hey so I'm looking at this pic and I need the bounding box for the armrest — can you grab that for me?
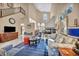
[3,45,13,51]
[0,48,5,56]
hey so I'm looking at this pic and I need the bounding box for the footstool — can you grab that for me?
[23,36,30,45]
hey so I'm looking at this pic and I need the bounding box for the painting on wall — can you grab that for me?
[74,19,78,27]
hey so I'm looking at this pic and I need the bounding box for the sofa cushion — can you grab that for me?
[74,48,79,55]
[62,36,76,44]
[55,34,64,43]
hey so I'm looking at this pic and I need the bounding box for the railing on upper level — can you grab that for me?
[0,7,25,18]
[20,7,26,15]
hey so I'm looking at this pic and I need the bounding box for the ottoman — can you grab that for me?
[23,36,30,45]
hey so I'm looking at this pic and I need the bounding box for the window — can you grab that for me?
[43,13,48,21]
[29,18,37,30]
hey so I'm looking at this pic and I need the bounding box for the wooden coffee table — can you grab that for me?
[59,48,78,56]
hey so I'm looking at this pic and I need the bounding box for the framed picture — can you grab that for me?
[74,19,78,27]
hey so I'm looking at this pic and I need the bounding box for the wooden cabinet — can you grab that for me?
[0,32,18,42]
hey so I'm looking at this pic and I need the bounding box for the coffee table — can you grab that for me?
[59,48,78,56]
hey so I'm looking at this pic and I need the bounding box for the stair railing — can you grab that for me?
[0,7,25,18]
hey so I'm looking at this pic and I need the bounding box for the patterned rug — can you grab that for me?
[14,39,47,56]
[5,39,59,56]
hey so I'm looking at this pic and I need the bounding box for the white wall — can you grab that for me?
[0,3,44,35]
[0,13,24,35]
[68,4,79,27]
[46,16,56,28]
[0,3,28,35]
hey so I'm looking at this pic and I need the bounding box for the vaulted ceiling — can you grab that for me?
[34,3,52,12]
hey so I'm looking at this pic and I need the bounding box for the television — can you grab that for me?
[4,26,16,32]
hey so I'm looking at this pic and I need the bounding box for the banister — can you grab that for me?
[0,7,25,18]
[20,7,26,15]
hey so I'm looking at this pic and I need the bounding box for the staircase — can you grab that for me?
[0,7,25,18]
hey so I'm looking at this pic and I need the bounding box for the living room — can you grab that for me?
[0,3,79,56]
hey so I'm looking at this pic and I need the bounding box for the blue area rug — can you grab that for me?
[15,39,48,56]
[13,39,59,56]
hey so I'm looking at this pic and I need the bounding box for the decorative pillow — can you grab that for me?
[70,39,76,44]
[75,41,79,49]
[67,37,73,44]
[50,33,57,39]
[74,48,79,55]
[55,34,63,43]
[62,36,75,44]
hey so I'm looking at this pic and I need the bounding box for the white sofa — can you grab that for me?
[48,34,77,49]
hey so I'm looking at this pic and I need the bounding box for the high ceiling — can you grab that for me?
[34,3,51,12]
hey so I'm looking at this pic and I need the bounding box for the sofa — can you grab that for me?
[0,45,13,56]
[0,43,22,56]
[0,32,18,42]
[48,34,77,49]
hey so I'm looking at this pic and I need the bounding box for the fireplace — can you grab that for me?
[4,26,16,32]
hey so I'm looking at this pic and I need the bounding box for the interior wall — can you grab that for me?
[50,3,67,19]
[68,4,79,27]
[46,16,55,28]
[28,4,43,34]
[0,3,44,35]
[49,3,68,29]
[20,3,29,32]
[0,13,24,35]
[29,4,43,23]
[0,3,29,35]
[50,3,79,27]
[41,12,50,23]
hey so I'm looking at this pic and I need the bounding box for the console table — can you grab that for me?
[0,32,18,42]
